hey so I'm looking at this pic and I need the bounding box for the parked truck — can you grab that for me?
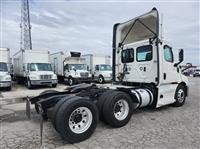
[82,54,112,83]
[13,50,57,89]
[50,51,92,86]
[0,48,12,90]
[26,8,189,144]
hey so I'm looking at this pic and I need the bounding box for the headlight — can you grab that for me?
[52,74,57,79]
[5,76,11,81]
[30,76,37,80]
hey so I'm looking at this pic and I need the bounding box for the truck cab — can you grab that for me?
[113,7,188,108]
[0,48,12,90]
[94,64,112,83]
[64,62,91,85]
[25,62,58,88]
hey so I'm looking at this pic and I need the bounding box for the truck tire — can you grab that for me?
[6,86,12,91]
[68,77,74,86]
[172,85,186,107]
[55,97,99,143]
[97,90,114,120]
[51,95,75,130]
[52,84,57,88]
[98,75,104,84]
[102,91,133,128]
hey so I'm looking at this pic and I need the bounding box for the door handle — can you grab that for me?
[163,73,166,80]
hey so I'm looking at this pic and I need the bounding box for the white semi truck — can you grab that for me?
[13,50,57,89]
[27,8,189,144]
[0,48,12,90]
[50,51,92,86]
[82,54,112,83]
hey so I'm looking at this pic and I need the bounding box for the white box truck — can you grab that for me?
[50,51,92,86]
[0,48,12,90]
[13,50,57,89]
[82,54,112,83]
[27,8,189,143]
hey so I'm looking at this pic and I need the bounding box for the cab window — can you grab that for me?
[121,48,134,63]
[164,45,173,63]
[136,45,152,62]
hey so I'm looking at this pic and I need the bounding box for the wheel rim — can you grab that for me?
[113,99,129,121]
[99,77,103,83]
[177,89,185,103]
[69,79,73,85]
[69,107,93,134]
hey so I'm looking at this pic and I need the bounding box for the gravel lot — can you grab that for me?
[0,78,200,149]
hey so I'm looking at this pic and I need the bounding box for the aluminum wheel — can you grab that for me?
[69,107,93,134]
[98,76,104,83]
[68,78,73,86]
[113,99,129,121]
[177,89,185,103]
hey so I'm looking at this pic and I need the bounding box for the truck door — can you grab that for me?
[157,45,179,107]
[162,45,179,83]
[123,44,157,83]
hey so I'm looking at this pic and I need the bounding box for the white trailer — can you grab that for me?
[0,48,12,90]
[50,52,92,86]
[28,8,189,144]
[13,50,57,89]
[82,54,112,83]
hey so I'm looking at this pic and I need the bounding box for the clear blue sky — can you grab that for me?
[1,0,199,65]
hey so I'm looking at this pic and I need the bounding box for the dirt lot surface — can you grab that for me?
[0,78,199,149]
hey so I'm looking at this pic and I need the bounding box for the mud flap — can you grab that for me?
[38,104,44,145]
[26,97,31,119]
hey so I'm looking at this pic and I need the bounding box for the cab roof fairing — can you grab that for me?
[116,8,159,47]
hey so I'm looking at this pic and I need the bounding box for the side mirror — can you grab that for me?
[179,49,184,63]
[174,49,184,67]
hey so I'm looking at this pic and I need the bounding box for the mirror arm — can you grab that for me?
[174,61,182,67]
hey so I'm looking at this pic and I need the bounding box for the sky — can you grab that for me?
[0,0,200,65]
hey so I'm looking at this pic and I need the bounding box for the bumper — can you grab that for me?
[0,81,11,87]
[30,79,58,85]
[104,77,112,81]
[194,74,200,77]
[65,77,92,82]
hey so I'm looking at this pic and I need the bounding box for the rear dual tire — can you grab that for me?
[54,97,99,143]
[98,91,133,128]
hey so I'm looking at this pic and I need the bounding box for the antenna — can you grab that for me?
[20,0,32,50]
[160,13,163,41]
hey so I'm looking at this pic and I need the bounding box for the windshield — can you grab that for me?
[69,64,87,71]
[100,65,112,71]
[30,63,52,71]
[0,62,8,72]
[195,69,200,72]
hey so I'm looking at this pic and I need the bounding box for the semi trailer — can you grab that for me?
[26,8,189,144]
[0,48,12,90]
[50,51,92,86]
[82,54,112,83]
[13,50,58,89]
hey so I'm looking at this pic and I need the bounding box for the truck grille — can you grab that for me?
[40,75,52,80]
[80,72,89,78]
